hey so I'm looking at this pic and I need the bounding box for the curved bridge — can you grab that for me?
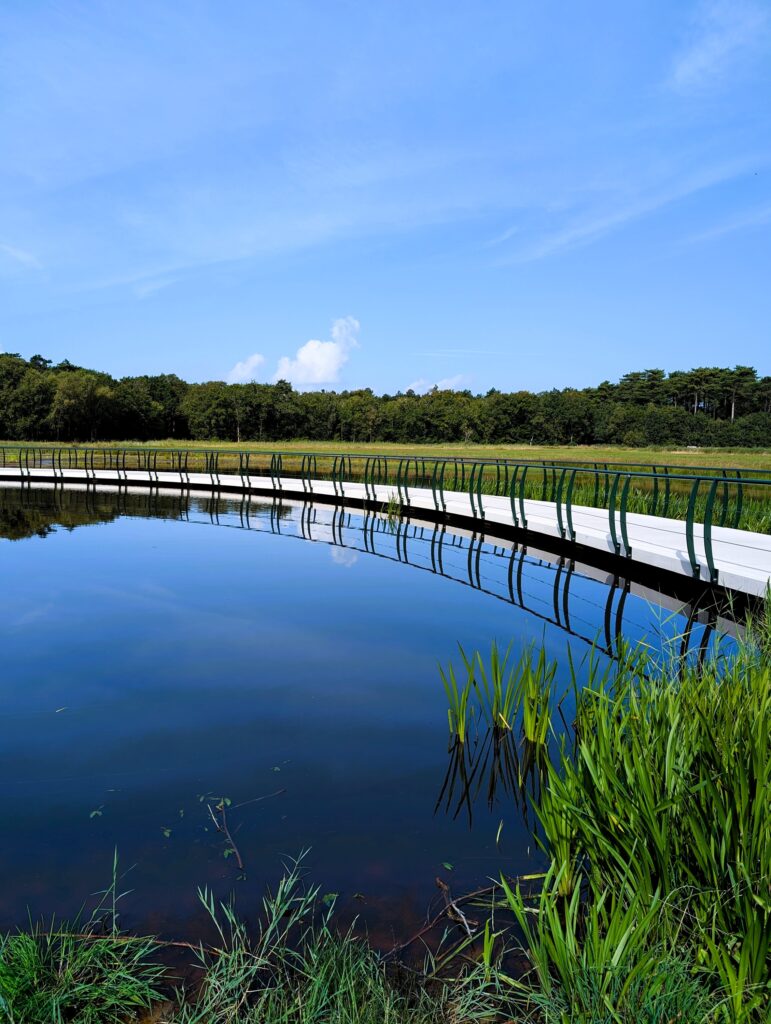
[2,448,771,597]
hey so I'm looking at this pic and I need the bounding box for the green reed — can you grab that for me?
[485,636,771,1022]
[442,642,557,747]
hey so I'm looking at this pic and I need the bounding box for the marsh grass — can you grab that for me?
[441,642,558,780]
[161,854,508,1023]
[0,856,164,1024]
[438,619,770,1020]
[0,855,507,1024]
[5,439,769,470]
[495,642,769,1021]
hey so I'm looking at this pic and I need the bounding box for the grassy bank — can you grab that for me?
[1,619,769,1022]
[2,439,771,470]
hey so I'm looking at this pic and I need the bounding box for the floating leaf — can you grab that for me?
[161,827,172,838]
[321,892,338,907]
[89,806,104,819]
[442,861,454,871]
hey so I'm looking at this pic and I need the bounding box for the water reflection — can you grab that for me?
[0,483,740,941]
[436,730,545,830]
[0,483,736,663]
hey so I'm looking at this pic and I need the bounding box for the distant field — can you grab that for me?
[3,439,771,471]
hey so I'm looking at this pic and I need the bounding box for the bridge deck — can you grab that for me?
[2,467,770,596]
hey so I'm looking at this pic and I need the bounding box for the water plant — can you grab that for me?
[441,642,558,782]
[437,606,770,1021]
[497,643,769,1020]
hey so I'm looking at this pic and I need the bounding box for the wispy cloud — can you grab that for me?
[668,1,770,94]
[682,202,771,243]
[0,242,42,269]
[416,348,504,357]
[499,157,764,264]
[134,276,180,299]
[274,316,359,387]
[227,352,266,383]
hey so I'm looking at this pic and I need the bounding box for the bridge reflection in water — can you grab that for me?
[3,480,735,667]
[112,486,737,832]
[236,492,733,665]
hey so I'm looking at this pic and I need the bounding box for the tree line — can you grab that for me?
[1,353,770,447]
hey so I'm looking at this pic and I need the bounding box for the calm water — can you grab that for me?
[0,485,729,944]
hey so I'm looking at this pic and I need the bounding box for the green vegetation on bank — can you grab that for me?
[2,353,771,448]
[4,439,771,471]
[440,621,770,1022]
[2,615,768,1023]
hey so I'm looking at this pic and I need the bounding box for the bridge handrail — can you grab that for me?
[0,440,769,476]
[2,444,771,587]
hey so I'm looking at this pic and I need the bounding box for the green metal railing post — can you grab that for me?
[620,475,632,558]
[733,471,743,529]
[662,467,671,518]
[685,478,702,578]
[509,466,519,527]
[555,467,567,539]
[608,473,621,556]
[518,465,529,528]
[703,478,719,584]
[565,468,577,542]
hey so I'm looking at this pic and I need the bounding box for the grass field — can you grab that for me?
[3,439,771,471]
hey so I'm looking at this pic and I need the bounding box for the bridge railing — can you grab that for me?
[2,445,770,582]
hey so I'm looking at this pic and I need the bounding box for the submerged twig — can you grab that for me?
[218,802,244,871]
[207,801,245,871]
[435,876,476,938]
[384,882,493,960]
[384,872,543,961]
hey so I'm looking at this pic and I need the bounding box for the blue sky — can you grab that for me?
[1,1,769,393]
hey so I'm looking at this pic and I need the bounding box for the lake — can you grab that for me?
[0,484,731,946]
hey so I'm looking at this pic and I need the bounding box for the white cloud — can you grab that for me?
[227,352,266,383]
[274,316,359,387]
[330,546,359,568]
[406,374,468,394]
[669,1,770,94]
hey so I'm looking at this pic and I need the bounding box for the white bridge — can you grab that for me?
[2,464,770,597]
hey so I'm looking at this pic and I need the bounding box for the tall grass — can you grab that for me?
[166,874,504,1024]
[0,856,164,1024]
[467,633,771,1022]
[0,855,506,1024]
